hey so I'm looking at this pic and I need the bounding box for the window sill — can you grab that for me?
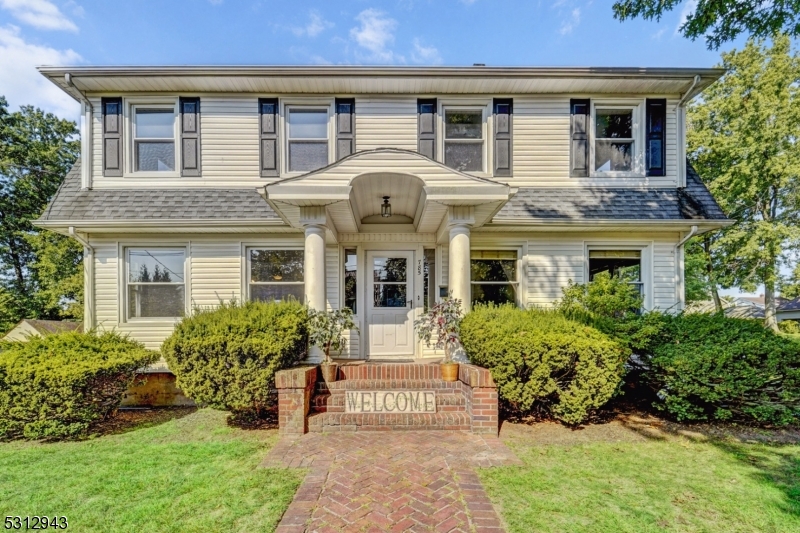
[586,172,647,179]
[123,172,185,179]
[123,318,184,325]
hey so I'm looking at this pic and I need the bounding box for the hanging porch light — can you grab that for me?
[381,196,392,218]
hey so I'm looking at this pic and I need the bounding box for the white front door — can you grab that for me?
[366,251,415,358]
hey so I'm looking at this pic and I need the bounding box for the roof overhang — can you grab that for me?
[32,218,292,235]
[39,65,723,100]
[481,219,734,233]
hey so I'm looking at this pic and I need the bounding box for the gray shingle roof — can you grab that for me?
[779,297,800,312]
[38,162,280,222]
[496,161,728,221]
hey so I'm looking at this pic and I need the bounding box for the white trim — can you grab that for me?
[438,99,492,177]
[280,98,335,177]
[124,97,181,178]
[589,99,645,178]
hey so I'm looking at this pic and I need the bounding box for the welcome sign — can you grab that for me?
[345,391,436,413]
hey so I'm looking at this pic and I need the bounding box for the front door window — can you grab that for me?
[372,257,408,308]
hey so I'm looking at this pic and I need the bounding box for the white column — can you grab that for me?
[303,224,326,311]
[448,224,471,312]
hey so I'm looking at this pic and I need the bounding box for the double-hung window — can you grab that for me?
[588,250,644,298]
[248,249,305,302]
[286,107,329,172]
[593,106,638,173]
[444,108,485,172]
[470,250,518,306]
[126,248,186,319]
[132,105,177,172]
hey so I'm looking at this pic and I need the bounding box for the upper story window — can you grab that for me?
[594,107,635,173]
[132,105,178,172]
[443,107,486,173]
[286,107,330,172]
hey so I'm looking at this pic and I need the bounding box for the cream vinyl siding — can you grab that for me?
[189,241,241,308]
[355,97,418,151]
[200,97,260,180]
[525,240,585,308]
[653,240,679,311]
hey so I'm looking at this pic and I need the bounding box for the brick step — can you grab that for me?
[312,389,466,413]
[337,363,443,381]
[307,411,471,432]
[317,379,463,392]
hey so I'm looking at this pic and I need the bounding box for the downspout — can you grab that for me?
[69,227,95,333]
[65,73,94,190]
[675,225,699,312]
[676,74,701,188]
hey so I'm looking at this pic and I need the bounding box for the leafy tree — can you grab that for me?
[780,261,800,299]
[0,96,80,330]
[612,0,800,50]
[687,36,800,330]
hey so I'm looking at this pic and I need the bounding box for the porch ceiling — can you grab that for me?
[262,149,514,239]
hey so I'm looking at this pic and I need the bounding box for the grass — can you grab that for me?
[480,427,800,533]
[0,409,302,533]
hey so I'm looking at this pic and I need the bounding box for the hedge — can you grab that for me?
[640,313,800,425]
[161,300,308,417]
[461,305,629,424]
[0,331,156,440]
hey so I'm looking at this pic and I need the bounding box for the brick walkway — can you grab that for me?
[262,432,521,533]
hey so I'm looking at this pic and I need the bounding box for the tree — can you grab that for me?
[612,0,800,50]
[687,35,800,330]
[780,262,800,299]
[0,96,80,329]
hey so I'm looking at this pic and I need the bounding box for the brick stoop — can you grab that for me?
[275,362,499,435]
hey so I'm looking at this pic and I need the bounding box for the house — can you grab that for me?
[686,298,766,320]
[3,319,82,342]
[778,297,800,323]
[35,66,731,366]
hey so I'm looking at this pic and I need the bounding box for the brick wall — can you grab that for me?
[275,366,318,435]
[459,364,499,435]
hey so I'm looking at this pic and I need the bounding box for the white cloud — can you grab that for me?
[291,10,333,38]
[559,8,581,35]
[676,0,698,34]
[411,38,442,65]
[0,25,82,120]
[349,9,399,63]
[0,0,78,32]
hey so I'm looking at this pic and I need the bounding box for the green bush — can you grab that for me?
[0,331,156,440]
[461,304,629,425]
[779,320,800,335]
[161,300,308,417]
[557,271,643,319]
[641,313,800,425]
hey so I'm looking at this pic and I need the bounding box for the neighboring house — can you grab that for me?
[778,297,800,322]
[35,66,731,364]
[686,298,766,320]
[3,319,82,342]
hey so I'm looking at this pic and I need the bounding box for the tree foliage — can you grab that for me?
[687,36,800,329]
[612,0,800,50]
[0,96,80,332]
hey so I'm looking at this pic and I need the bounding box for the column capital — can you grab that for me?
[448,224,471,238]
[303,224,326,237]
[299,205,327,227]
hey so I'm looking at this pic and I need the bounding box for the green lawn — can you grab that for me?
[0,409,302,533]
[480,425,800,533]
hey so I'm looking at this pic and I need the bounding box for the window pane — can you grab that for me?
[128,285,185,318]
[424,249,436,311]
[444,142,483,172]
[288,109,328,139]
[250,249,304,283]
[589,256,641,282]
[445,111,482,139]
[472,284,516,306]
[373,284,407,307]
[289,141,328,172]
[373,257,406,282]
[595,140,633,172]
[135,109,174,139]
[136,142,175,171]
[471,259,517,282]
[129,249,184,283]
[595,109,632,139]
[250,283,304,303]
[344,249,357,314]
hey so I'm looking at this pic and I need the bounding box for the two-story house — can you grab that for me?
[35,66,730,365]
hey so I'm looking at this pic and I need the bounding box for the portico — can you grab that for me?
[263,148,514,361]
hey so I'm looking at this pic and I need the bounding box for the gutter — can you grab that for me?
[675,224,699,250]
[69,227,94,333]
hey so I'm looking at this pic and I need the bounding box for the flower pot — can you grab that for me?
[320,362,338,383]
[440,362,459,382]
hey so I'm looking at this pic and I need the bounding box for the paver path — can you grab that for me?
[263,431,521,533]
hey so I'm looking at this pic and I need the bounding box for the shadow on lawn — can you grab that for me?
[88,406,198,438]
[617,413,800,518]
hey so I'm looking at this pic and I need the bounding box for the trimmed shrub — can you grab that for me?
[0,331,156,440]
[557,271,643,320]
[161,300,308,417]
[641,313,800,425]
[461,304,629,425]
[779,320,800,335]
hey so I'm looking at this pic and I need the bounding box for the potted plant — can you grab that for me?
[308,307,358,383]
[414,296,464,381]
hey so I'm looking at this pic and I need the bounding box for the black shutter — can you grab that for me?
[646,99,666,177]
[101,97,123,177]
[259,98,279,177]
[418,98,437,160]
[493,98,513,177]
[569,99,590,177]
[336,98,355,160]
[180,97,201,177]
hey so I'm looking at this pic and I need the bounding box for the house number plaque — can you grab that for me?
[345,391,436,413]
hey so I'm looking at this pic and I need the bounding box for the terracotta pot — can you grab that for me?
[440,362,459,382]
[320,362,338,383]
